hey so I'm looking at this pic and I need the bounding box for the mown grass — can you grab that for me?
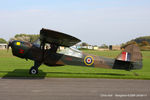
[0,50,150,79]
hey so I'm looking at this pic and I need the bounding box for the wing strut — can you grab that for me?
[40,41,45,62]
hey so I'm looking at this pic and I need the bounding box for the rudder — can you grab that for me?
[113,44,143,71]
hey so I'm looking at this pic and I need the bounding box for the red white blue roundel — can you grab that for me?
[84,56,94,66]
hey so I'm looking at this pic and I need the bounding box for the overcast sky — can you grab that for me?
[0,0,150,45]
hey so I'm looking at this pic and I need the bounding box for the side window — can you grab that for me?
[57,47,82,58]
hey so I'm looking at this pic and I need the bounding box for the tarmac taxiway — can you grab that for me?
[0,78,149,100]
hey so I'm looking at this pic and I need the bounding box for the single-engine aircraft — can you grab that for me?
[8,28,143,74]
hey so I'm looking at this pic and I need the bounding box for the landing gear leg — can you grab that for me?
[29,61,41,75]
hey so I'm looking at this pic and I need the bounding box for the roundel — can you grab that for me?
[84,56,94,66]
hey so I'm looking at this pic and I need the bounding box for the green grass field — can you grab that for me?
[0,50,150,79]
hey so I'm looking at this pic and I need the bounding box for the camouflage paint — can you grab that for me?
[8,28,143,73]
[10,40,142,71]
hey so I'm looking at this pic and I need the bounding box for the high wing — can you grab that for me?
[40,28,81,47]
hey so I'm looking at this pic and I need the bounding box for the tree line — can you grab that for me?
[0,34,39,43]
[0,38,7,43]
[0,34,150,50]
[121,36,150,50]
[12,34,39,42]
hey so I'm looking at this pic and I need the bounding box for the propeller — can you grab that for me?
[7,41,12,52]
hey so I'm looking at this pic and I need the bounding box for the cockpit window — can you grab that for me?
[32,38,82,58]
[57,46,82,58]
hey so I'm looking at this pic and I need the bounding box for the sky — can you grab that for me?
[0,0,150,45]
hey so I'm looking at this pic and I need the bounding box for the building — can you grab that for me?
[93,46,99,50]
[75,45,93,50]
[0,43,7,49]
[109,45,121,50]
[59,46,65,50]
[87,45,93,50]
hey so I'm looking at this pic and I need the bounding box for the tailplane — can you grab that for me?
[113,44,142,71]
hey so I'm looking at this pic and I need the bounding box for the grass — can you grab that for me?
[0,49,150,79]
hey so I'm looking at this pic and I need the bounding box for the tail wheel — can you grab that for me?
[29,66,38,74]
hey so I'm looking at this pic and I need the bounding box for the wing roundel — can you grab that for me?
[40,28,81,47]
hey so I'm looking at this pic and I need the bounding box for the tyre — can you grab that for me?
[29,66,38,74]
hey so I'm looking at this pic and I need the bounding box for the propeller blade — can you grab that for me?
[7,41,12,52]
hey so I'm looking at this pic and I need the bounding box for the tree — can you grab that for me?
[127,41,137,45]
[0,38,7,43]
[99,44,108,48]
[134,36,150,44]
[121,41,138,48]
[10,34,39,42]
[122,35,150,50]
[140,41,149,46]
[80,42,89,46]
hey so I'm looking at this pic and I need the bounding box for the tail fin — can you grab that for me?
[113,44,142,71]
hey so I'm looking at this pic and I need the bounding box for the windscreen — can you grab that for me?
[32,38,41,48]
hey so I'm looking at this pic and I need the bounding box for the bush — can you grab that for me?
[0,38,7,43]
[11,34,39,42]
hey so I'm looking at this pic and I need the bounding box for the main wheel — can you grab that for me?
[29,66,38,74]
